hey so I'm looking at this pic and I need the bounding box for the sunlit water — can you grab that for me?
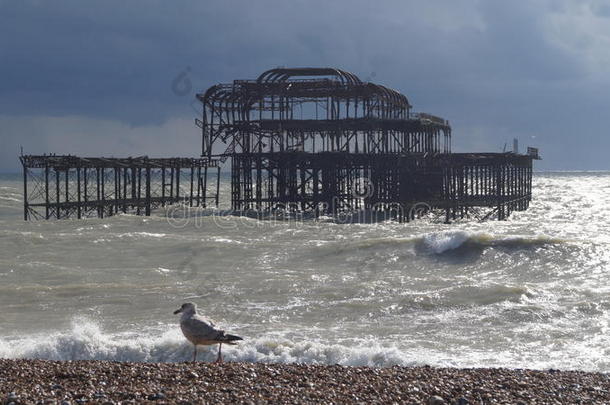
[1,172,609,370]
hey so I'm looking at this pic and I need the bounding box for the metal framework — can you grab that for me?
[20,155,220,220]
[198,67,450,158]
[198,67,537,221]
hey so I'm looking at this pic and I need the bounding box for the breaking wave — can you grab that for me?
[419,231,566,254]
[1,319,606,372]
[317,231,566,256]
[0,320,413,366]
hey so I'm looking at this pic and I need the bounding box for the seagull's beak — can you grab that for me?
[173,308,182,314]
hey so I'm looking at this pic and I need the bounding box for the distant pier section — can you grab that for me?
[20,155,220,220]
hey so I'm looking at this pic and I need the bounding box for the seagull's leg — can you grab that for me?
[193,345,197,362]
[215,343,223,363]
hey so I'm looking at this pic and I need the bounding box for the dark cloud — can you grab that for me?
[0,0,608,171]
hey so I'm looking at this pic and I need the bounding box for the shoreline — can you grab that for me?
[1,359,609,404]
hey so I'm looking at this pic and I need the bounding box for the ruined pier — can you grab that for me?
[21,67,539,222]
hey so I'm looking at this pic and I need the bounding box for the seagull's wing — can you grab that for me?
[181,314,224,342]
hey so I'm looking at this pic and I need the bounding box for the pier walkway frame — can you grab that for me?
[20,155,220,220]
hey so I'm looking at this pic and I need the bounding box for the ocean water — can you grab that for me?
[1,172,610,371]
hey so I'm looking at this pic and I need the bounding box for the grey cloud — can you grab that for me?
[0,0,608,171]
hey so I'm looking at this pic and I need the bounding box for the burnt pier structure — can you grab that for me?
[198,67,538,222]
[21,67,539,222]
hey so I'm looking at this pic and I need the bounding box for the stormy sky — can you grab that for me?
[1,0,609,171]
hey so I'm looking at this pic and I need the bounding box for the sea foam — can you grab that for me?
[0,320,415,366]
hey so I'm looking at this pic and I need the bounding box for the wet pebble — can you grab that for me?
[429,395,445,405]
[147,392,166,400]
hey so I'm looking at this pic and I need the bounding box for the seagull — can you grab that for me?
[173,302,243,362]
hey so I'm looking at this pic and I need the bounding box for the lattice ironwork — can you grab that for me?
[20,155,221,220]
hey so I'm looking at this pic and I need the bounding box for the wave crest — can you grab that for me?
[420,231,565,254]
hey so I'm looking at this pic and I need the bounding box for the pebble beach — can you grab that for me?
[1,359,610,404]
